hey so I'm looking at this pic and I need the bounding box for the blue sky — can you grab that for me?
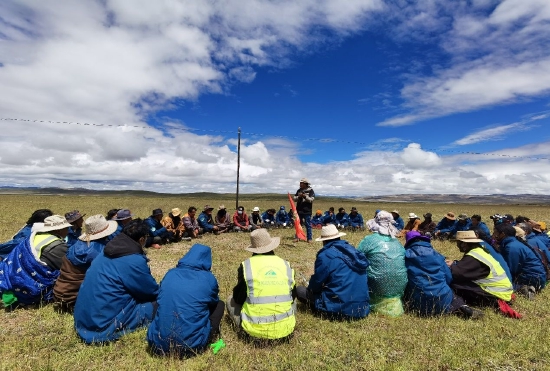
[0,0,549,196]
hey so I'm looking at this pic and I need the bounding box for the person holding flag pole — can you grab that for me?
[292,178,315,243]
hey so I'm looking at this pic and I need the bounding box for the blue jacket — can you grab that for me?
[404,239,453,316]
[66,239,108,268]
[394,216,405,231]
[311,214,324,226]
[435,218,456,234]
[0,225,32,258]
[197,212,215,232]
[66,227,82,248]
[309,239,370,318]
[275,210,289,224]
[452,219,472,235]
[348,213,364,228]
[534,232,550,250]
[470,222,491,239]
[147,244,219,355]
[74,233,159,344]
[480,241,512,283]
[144,216,169,238]
[499,236,546,289]
[526,232,550,262]
[261,212,275,224]
[335,213,350,227]
[322,211,336,225]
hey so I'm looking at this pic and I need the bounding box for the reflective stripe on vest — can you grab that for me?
[241,255,295,339]
[467,248,513,301]
[33,234,60,258]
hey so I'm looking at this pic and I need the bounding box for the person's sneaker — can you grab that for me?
[459,305,484,319]
[517,285,536,300]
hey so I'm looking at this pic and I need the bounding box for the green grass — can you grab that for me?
[1,194,550,370]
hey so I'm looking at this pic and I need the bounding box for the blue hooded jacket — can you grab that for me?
[526,232,550,262]
[66,239,108,268]
[0,225,32,258]
[394,216,405,231]
[197,212,215,232]
[147,244,219,355]
[275,209,289,224]
[311,213,324,226]
[435,217,456,234]
[65,226,82,248]
[144,216,169,238]
[322,211,336,225]
[451,219,472,235]
[348,213,364,228]
[499,236,546,289]
[404,238,453,316]
[335,213,350,227]
[74,233,159,344]
[470,222,491,239]
[309,239,370,318]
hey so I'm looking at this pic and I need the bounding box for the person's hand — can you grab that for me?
[445,259,453,267]
[213,226,219,231]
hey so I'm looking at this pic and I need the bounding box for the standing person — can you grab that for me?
[294,178,315,243]
[74,219,159,344]
[226,229,296,340]
[147,244,223,356]
[296,225,369,319]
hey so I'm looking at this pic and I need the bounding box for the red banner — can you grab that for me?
[288,192,306,241]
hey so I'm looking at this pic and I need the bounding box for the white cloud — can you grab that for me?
[400,143,442,169]
[452,122,536,146]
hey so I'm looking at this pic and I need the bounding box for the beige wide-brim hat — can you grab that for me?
[454,230,483,243]
[408,213,419,219]
[245,229,280,254]
[514,226,526,239]
[79,215,119,241]
[40,215,72,232]
[315,224,346,242]
[171,208,182,217]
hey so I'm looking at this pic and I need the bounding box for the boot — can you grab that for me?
[458,305,484,319]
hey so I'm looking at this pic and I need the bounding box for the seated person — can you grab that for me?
[0,215,70,307]
[261,209,277,229]
[74,219,159,344]
[297,225,369,319]
[322,207,336,226]
[233,206,252,232]
[111,209,133,240]
[249,207,263,230]
[451,214,472,236]
[358,211,407,316]
[105,208,120,221]
[469,215,490,239]
[161,208,185,241]
[493,224,546,299]
[214,205,232,233]
[198,205,220,234]
[183,207,203,238]
[53,215,118,310]
[275,206,290,228]
[226,229,295,340]
[446,231,517,318]
[391,210,405,231]
[347,207,364,230]
[418,213,436,236]
[147,244,224,356]
[287,210,295,227]
[519,222,550,262]
[334,207,349,230]
[310,210,324,229]
[145,209,174,248]
[399,213,421,237]
[0,209,53,259]
[65,210,86,248]
[434,212,457,240]
[404,231,481,318]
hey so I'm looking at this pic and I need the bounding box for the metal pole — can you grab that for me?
[236,127,241,210]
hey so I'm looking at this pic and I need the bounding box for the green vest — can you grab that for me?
[467,247,513,301]
[241,255,295,339]
[32,233,61,258]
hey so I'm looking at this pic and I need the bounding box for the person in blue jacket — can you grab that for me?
[0,209,53,259]
[391,210,405,231]
[519,223,550,262]
[450,214,472,238]
[275,206,290,228]
[197,205,219,234]
[296,225,370,319]
[147,244,223,356]
[64,210,86,248]
[403,231,480,318]
[74,219,159,344]
[492,224,546,297]
[322,207,336,226]
[144,208,173,248]
[434,212,458,240]
[348,207,364,230]
[109,209,134,241]
[310,210,324,229]
[261,209,276,228]
[469,215,491,238]
[532,222,550,250]
[335,207,350,230]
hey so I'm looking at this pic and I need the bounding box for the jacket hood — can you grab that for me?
[103,232,144,258]
[177,244,212,271]
[323,239,369,272]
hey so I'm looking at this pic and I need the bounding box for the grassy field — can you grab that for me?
[1,194,550,371]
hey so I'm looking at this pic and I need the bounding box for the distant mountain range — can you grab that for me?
[0,187,549,204]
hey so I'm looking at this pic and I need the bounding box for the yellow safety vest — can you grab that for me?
[467,247,513,301]
[32,233,60,258]
[241,255,295,339]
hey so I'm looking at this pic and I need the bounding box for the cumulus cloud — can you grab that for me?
[400,143,442,169]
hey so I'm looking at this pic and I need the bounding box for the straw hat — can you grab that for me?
[79,215,118,241]
[300,178,310,184]
[218,204,226,210]
[40,215,71,232]
[245,229,280,254]
[408,213,419,219]
[454,230,483,243]
[315,224,346,242]
[252,207,260,212]
[445,212,456,221]
[170,208,182,217]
